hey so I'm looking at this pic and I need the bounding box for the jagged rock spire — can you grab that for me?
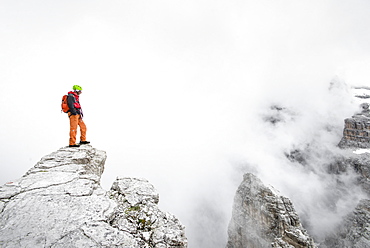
[227,173,317,248]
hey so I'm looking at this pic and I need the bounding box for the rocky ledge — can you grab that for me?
[0,145,187,248]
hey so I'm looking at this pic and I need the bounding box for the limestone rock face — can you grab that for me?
[331,151,370,198]
[323,199,370,248]
[339,87,370,149]
[227,173,317,248]
[338,115,370,148]
[330,87,370,247]
[108,178,187,248]
[322,150,370,248]
[0,145,187,248]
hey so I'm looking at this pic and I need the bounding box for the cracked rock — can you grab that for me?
[227,173,317,248]
[0,145,187,248]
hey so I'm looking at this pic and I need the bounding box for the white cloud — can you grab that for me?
[1,0,370,247]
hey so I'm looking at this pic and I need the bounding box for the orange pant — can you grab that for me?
[68,114,87,145]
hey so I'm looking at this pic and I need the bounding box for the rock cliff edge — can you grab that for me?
[0,145,187,248]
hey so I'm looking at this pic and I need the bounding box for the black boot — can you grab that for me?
[80,141,90,145]
[69,144,81,147]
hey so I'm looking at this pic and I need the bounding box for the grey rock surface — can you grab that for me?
[322,151,370,248]
[331,87,370,247]
[339,87,370,149]
[323,199,370,248]
[108,178,187,248]
[338,116,370,148]
[227,86,370,248]
[0,145,187,248]
[330,151,370,198]
[227,173,317,248]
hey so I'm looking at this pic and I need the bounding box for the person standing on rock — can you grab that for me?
[67,85,90,147]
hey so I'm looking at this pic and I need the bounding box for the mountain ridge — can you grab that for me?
[226,86,370,248]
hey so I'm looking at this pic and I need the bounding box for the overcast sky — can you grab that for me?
[1,0,370,247]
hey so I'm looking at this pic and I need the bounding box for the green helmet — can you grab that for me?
[72,85,83,91]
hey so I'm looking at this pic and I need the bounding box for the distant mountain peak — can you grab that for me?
[227,173,317,248]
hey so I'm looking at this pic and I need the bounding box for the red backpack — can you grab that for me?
[61,95,69,113]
